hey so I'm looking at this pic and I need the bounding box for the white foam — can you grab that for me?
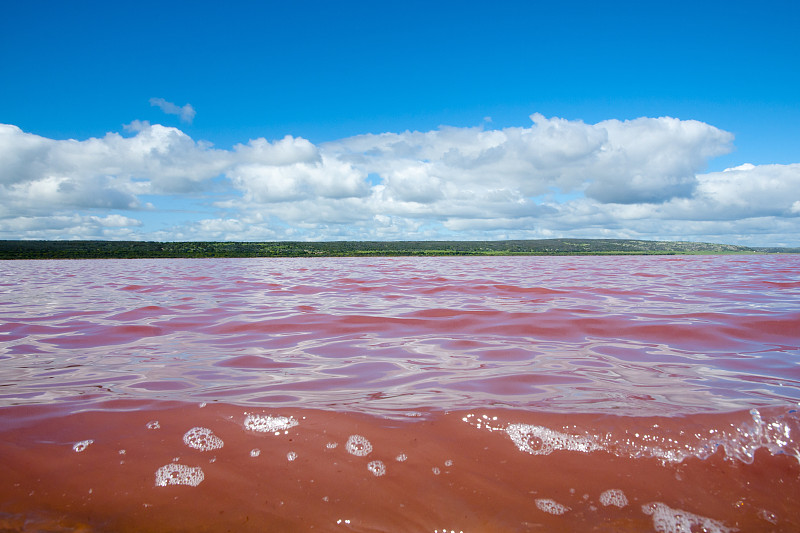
[182,427,224,451]
[535,498,570,515]
[154,463,204,487]
[287,451,297,461]
[506,424,602,455]
[367,460,386,476]
[72,439,93,452]
[642,502,734,533]
[599,488,628,508]
[250,448,261,457]
[244,413,298,433]
[395,453,407,462]
[345,434,372,456]
[146,420,160,430]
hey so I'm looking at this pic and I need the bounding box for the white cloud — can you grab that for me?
[226,136,367,202]
[0,213,142,240]
[325,114,732,206]
[0,123,229,203]
[123,119,151,132]
[1,115,798,246]
[149,97,196,123]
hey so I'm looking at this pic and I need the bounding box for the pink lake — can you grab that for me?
[1,255,799,531]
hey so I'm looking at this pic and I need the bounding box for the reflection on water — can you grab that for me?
[1,255,799,531]
[1,255,798,416]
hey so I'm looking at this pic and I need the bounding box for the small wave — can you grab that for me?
[465,406,800,465]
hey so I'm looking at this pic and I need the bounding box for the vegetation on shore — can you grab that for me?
[1,238,795,259]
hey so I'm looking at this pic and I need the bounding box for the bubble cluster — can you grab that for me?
[345,434,372,456]
[367,460,386,476]
[462,413,504,432]
[642,502,733,533]
[154,463,204,487]
[395,453,407,462]
[287,451,297,461]
[535,498,570,515]
[183,427,224,451]
[326,442,338,449]
[250,448,261,457]
[146,420,160,430]
[244,413,299,434]
[599,488,628,508]
[72,439,93,452]
[506,424,602,455]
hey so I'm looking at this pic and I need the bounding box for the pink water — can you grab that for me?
[1,255,799,531]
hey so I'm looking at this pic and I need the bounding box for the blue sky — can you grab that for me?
[1,0,799,245]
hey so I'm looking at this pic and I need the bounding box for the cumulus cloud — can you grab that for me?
[226,136,368,202]
[1,115,798,245]
[149,97,196,123]
[326,114,733,205]
[646,163,800,220]
[0,122,229,199]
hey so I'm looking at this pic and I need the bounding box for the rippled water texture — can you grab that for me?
[2,255,799,415]
[1,255,799,532]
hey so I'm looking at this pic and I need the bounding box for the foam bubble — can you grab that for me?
[395,453,407,462]
[345,435,372,456]
[146,420,160,430]
[642,502,733,533]
[507,424,602,455]
[367,460,386,476]
[244,413,298,433]
[326,442,338,449]
[758,509,778,525]
[287,451,297,461]
[155,463,204,487]
[250,448,261,457]
[599,488,628,508]
[72,440,93,452]
[535,498,570,515]
[182,427,224,451]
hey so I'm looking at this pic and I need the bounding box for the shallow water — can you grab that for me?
[1,255,799,531]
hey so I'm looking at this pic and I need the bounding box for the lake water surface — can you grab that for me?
[1,255,798,531]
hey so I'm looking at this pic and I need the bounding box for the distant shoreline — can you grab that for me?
[2,239,797,260]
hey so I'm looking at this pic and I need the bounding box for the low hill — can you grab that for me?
[0,238,787,259]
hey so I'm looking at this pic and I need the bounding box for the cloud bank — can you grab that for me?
[1,114,798,246]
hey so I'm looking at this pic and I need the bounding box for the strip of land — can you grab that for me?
[1,239,797,259]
